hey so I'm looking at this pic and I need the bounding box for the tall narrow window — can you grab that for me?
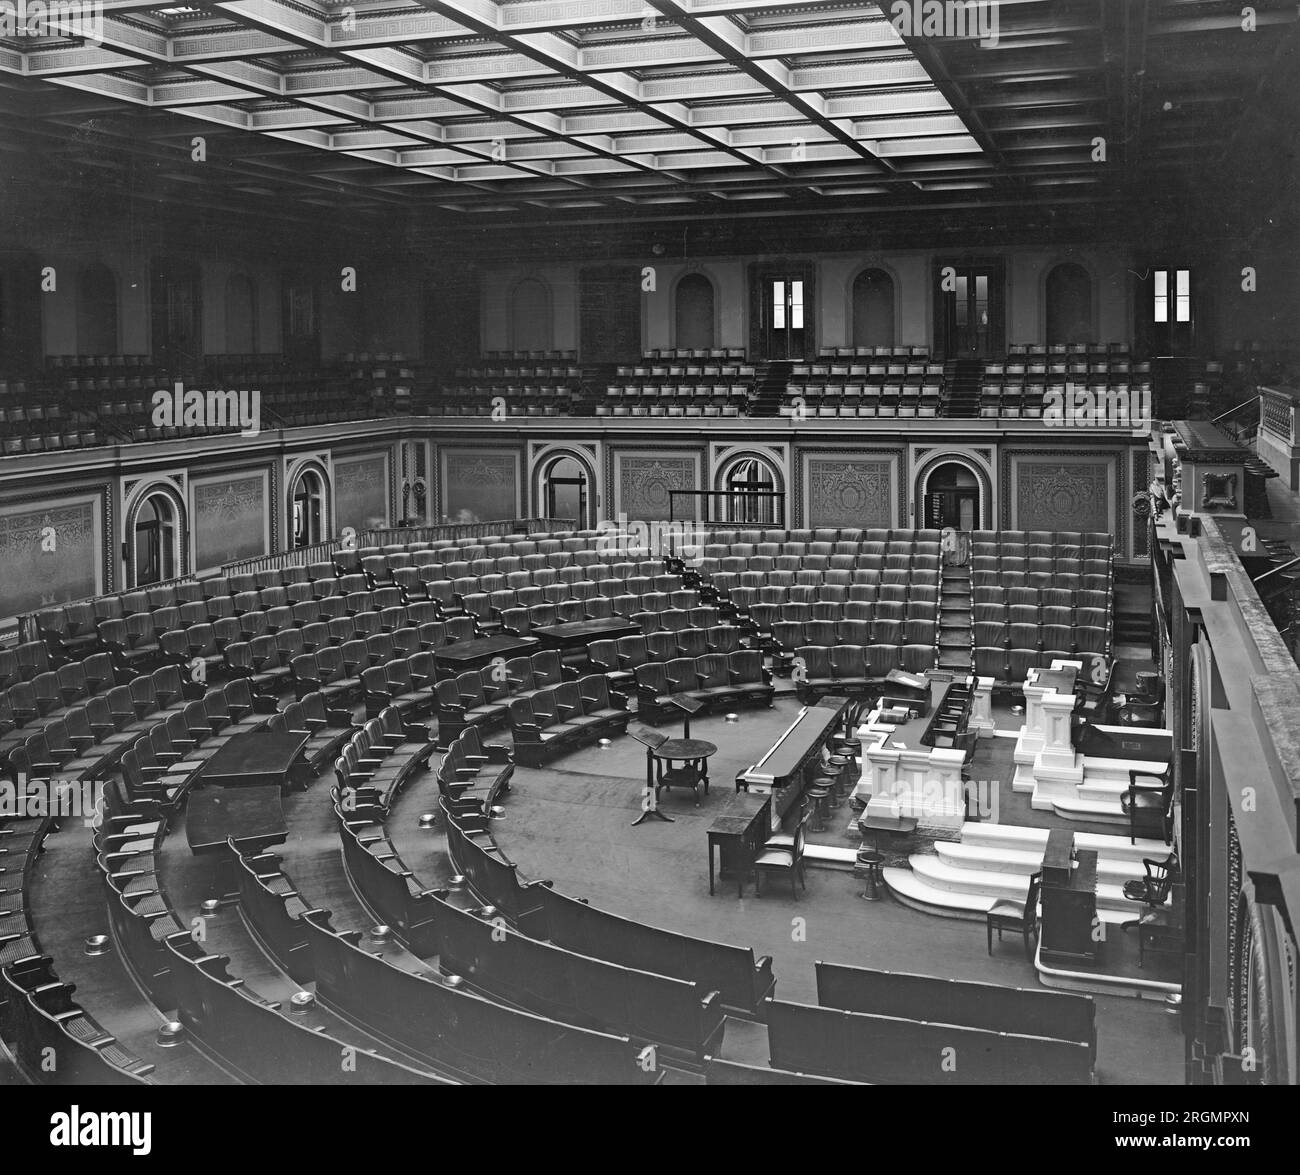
[790,280,804,329]
[1175,269,1191,323]
[773,281,785,329]
[1153,270,1169,323]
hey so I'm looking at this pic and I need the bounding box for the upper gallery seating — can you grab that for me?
[601,354,755,417]
[434,351,582,416]
[0,353,423,454]
[978,343,1148,419]
[782,349,944,419]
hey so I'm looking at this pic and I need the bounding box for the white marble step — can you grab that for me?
[959,821,1169,863]
[884,866,1133,924]
[1051,795,1127,824]
[936,840,1145,884]
[907,853,1139,913]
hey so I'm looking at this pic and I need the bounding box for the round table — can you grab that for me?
[652,738,717,805]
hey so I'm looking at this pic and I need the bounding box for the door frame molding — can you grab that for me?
[912,447,995,531]
[749,260,816,360]
[932,255,1006,360]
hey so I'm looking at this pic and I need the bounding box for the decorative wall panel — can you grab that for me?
[0,494,101,614]
[1010,455,1113,535]
[193,473,267,570]
[616,452,700,522]
[334,453,390,534]
[442,449,519,524]
[804,455,895,529]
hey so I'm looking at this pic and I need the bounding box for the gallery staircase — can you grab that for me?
[938,557,973,670]
[941,358,983,417]
[749,361,790,416]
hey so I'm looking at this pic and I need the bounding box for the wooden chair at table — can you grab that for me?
[754,817,809,900]
[986,870,1041,961]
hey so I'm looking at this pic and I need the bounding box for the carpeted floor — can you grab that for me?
[488,700,1185,1084]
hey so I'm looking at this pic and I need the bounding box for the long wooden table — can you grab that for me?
[735,696,849,822]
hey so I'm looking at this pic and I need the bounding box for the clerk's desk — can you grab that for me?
[1039,828,1099,965]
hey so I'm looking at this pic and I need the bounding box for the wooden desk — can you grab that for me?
[186,784,286,855]
[199,731,308,789]
[1040,837,1099,964]
[432,634,539,678]
[707,793,771,897]
[531,617,641,653]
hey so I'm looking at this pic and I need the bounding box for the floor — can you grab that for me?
[488,699,1185,1084]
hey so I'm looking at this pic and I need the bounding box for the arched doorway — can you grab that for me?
[77,262,119,354]
[134,492,178,586]
[290,467,328,548]
[674,273,715,350]
[719,455,781,525]
[510,279,551,353]
[541,455,590,527]
[851,268,895,348]
[1045,262,1093,346]
[921,461,983,530]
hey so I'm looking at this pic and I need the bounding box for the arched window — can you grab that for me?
[542,455,589,527]
[291,469,327,548]
[134,493,177,587]
[77,263,118,354]
[674,273,715,350]
[722,456,779,525]
[225,273,257,353]
[851,268,895,348]
[1045,262,1093,346]
[510,279,551,353]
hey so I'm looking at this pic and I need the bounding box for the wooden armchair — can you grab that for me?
[1122,852,1178,930]
[1121,765,1174,844]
